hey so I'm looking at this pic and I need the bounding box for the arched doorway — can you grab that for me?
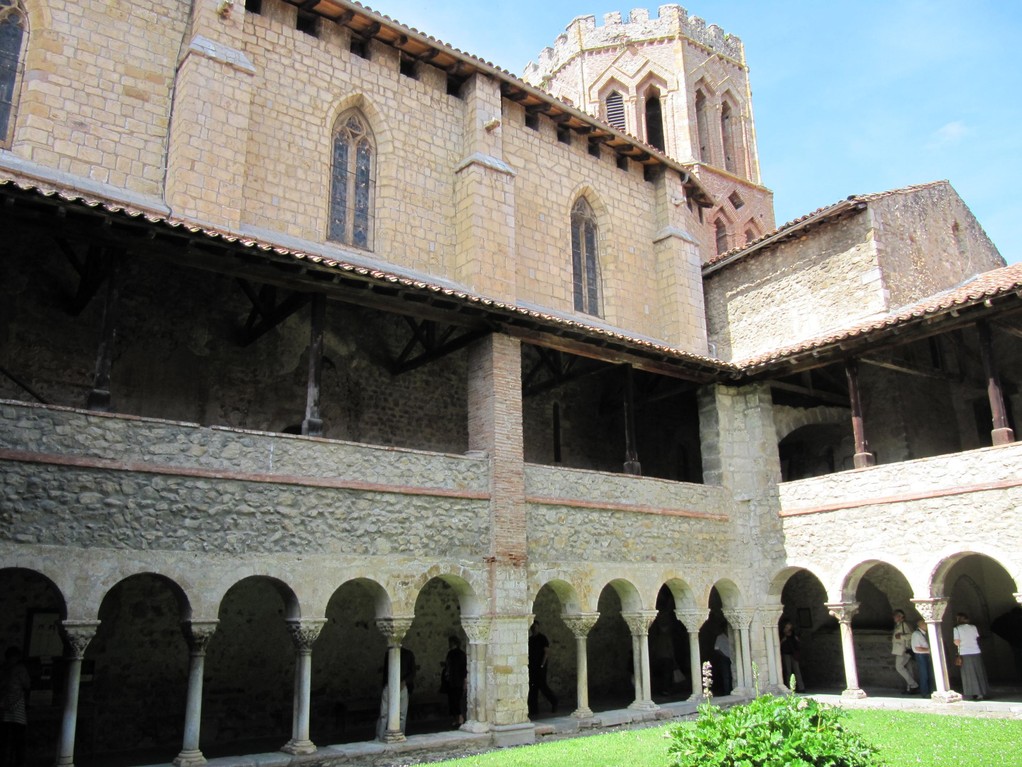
[648,585,691,701]
[0,568,67,766]
[936,552,1022,698]
[778,568,836,691]
[78,573,190,766]
[588,582,639,711]
[848,562,916,693]
[311,578,389,744]
[202,576,298,757]
[528,583,573,719]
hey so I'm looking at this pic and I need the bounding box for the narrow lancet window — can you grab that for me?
[605,91,625,131]
[0,1,27,147]
[329,110,375,250]
[721,101,738,174]
[715,219,729,255]
[571,198,601,316]
[645,90,664,152]
[695,89,710,163]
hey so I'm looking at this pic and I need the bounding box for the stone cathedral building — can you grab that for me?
[0,1,1019,765]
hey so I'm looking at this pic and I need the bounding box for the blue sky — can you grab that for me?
[376,0,1021,265]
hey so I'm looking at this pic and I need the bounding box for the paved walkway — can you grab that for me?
[132,688,1022,767]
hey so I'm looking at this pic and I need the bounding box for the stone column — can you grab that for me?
[977,321,1015,445]
[281,619,326,755]
[912,598,962,703]
[461,616,492,733]
[758,606,785,692]
[845,359,876,468]
[676,609,708,701]
[562,613,599,718]
[174,620,219,767]
[376,617,414,742]
[723,608,755,695]
[622,611,658,710]
[56,620,100,767]
[826,602,866,699]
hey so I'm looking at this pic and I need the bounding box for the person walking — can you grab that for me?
[527,622,557,716]
[779,621,805,692]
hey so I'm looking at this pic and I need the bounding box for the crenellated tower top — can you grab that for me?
[523,6,745,88]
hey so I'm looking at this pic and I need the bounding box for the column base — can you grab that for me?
[491,723,535,748]
[841,688,867,700]
[381,730,406,743]
[992,427,1015,445]
[852,452,875,469]
[172,749,207,767]
[281,739,316,755]
[627,700,659,711]
[931,690,963,704]
[571,706,593,719]
[461,720,491,733]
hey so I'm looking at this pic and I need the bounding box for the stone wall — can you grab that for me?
[870,182,1005,309]
[704,209,884,362]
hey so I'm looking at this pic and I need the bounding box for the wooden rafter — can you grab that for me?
[390,317,489,375]
[236,279,311,347]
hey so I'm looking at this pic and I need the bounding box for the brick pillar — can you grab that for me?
[165,0,256,228]
[452,73,517,303]
[651,169,709,354]
[467,334,532,744]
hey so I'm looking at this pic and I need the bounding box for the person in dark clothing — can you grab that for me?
[527,622,557,716]
[443,636,468,727]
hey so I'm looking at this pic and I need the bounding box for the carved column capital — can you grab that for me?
[286,619,327,651]
[461,616,491,645]
[910,598,948,623]
[621,610,658,637]
[758,605,785,624]
[675,609,708,631]
[723,608,754,629]
[181,620,219,655]
[61,620,101,660]
[562,613,600,639]
[375,617,414,647]
[826,601,860,625]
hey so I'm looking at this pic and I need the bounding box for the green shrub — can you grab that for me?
[667,693,884,767]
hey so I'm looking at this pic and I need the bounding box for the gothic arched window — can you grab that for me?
[605,91,625,131]
[721,100,738,175]
[715,218,731,258]
[694,89,710,163]
[570,198,601,316]
[328,110,375,249]
[645,89,664,152]
[0,1,27,147]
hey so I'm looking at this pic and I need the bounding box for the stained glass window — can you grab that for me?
[571,198,600,316]
[0,1,26,147]
[328,111,374,249]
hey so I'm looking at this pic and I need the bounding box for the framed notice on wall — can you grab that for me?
[26,610,63,659]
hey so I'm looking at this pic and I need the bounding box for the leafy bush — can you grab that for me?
[667,693,884,767]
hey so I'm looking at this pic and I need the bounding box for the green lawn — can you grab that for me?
[425,710,1022,767]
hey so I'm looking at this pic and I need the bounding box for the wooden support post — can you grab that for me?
[87,250,122,412]
[302,293,325,437]
[622,365,641,475]
[977,321,1015,445]
[844,358,875,468]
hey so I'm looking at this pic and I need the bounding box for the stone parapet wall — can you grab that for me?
[0,400,487,492]
[525,464,733,565]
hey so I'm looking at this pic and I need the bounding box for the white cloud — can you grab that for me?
[927,121,969,149]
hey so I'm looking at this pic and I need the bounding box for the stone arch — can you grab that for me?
[930,547,1020,597]
[774,406,850,443]
[838,556,920,604]
[324,91,392,157]
[211,572,302,621]
[530,578,583,615]
[660,576,698,612]
[599,577,643,612]
[410,565,483,618]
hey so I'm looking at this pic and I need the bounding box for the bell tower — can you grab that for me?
[523,5,776,262]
